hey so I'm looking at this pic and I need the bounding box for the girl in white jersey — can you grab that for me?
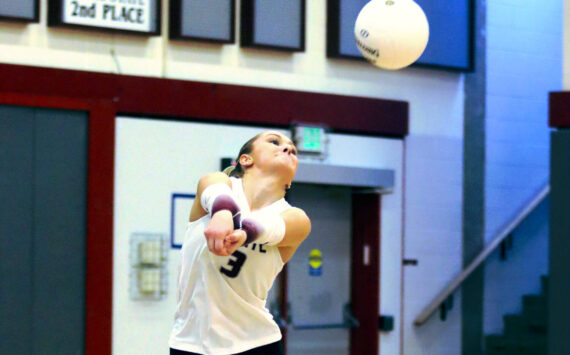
[169,131,311,355]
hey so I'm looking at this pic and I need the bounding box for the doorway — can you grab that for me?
[285,184,353,355]
[267,162,389,355]
[0,105,88,354]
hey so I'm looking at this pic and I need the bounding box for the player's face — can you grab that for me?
[250,132,298,176]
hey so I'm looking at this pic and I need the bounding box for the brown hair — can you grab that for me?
[227,133,262,178]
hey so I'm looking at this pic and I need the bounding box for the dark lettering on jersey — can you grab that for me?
[247,243,268,253]
[220,250,247,278]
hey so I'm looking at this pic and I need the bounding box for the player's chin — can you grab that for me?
[280,167,297,183]
[281,156,298,169]
[271,158,297,177]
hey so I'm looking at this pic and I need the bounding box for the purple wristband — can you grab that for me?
[240,218,262,245]
[211,195,241,230]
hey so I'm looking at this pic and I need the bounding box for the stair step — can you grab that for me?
[522,295,548,320]
[504,312,546,329]
[504,314,547,339]
[485,334,547,354]
[541,275,549,296]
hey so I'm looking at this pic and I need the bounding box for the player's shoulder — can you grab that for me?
[288,206,308,217]
[282,207,311,226]
[198,172,232,188]
[201,171,230,181]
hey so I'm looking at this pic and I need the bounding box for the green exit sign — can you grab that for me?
[293,125,327,156]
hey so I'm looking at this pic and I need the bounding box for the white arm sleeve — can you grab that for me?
[200,183,234,212]
[200,184,241,229]
[241,210,286,245]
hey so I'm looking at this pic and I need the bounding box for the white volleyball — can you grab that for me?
[354,0,429,70]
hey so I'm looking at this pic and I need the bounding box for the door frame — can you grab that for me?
[279,186,382,355]
[351,192,381,355]
[0,92,116,355]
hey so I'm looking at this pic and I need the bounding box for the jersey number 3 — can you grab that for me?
[220,250,247,278]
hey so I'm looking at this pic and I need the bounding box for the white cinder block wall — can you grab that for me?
[483,0,563,335]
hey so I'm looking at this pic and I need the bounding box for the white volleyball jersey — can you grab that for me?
[169,177,291,355]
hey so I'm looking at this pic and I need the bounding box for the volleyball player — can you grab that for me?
[169,131,311,355]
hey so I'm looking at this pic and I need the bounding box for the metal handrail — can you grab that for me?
[413,184,550,326]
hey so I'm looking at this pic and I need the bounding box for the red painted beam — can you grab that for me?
[85,100,116,355]
[0,63,408,136]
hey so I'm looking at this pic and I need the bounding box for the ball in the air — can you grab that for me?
[354,0,429,70]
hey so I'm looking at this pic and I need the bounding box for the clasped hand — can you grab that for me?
[204,210,247,256]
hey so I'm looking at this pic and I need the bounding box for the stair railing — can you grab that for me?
[413,184,550,326]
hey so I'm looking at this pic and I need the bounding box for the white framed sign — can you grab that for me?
[48,0,161,35]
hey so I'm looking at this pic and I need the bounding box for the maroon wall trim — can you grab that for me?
[0,63,408,136]
[351,193,381,355]
[85,101,116,355]
[550,91,570,128]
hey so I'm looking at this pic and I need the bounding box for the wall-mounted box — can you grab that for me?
[129,233,168,301]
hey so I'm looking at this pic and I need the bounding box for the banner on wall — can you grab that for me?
[49,0,160,34]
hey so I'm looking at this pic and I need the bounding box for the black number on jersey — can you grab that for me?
[220,250,247,278]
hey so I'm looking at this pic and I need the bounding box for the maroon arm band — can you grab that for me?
[211,195,241,230]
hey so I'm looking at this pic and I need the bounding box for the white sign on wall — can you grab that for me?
[58,0,156,33]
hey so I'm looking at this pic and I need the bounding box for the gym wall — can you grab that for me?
[1,1,479,354]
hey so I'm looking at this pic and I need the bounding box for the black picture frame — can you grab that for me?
[326,0,474,72]
[240,0,305,52]
[326,0,364,62]
[169,0,235,44]
[0,0,40,23]
[48,0,162,36]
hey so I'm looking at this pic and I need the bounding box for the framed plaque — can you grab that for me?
[0,0,39,22]
[241,0,305,52]
[48,0,162,35]
[170,0,235,43]
[327,0,473,71]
